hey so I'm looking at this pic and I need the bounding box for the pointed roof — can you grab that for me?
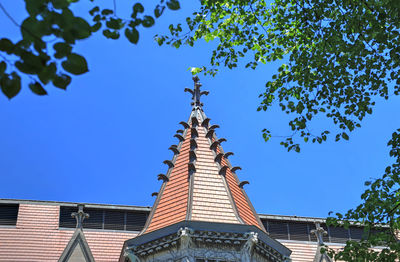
[140,76,265,234]
[59,205,95,262]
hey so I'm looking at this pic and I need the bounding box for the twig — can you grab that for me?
[0,2,20,27]
[113,0,117,16]
[0,2,44,43]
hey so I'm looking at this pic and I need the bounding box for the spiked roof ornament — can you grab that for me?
[231,166,242,173]
[238,181,249,189]
[72,204,89,229]
[224,152,234,158]
[168,145,180,155]
[311,223,333,262]
[184,76,209,108]
[157,174,169,182]
[311,223,327,246]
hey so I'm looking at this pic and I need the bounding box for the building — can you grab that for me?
[0,198,375,261]
[0,78,377,261]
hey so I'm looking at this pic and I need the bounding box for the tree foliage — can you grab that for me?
[157,0,400,260]
[0,0,180,99]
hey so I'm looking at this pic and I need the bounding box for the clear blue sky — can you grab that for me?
[1,0,399,218]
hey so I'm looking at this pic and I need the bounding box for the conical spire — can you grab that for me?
[140,77,265,234]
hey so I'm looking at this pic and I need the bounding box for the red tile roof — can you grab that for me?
[0,204,137,262]
[141,81,265,234]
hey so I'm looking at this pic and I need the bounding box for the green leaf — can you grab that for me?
[51,0,70,9]
[0,61,6,76]
[91,22,101,32]
[101,9,113,15]
[154,5,165,18]
[0,38,14,54]
[103,29,120,39]
[142,16,155,28]
[1,72,21,99]
[17,51,43,74]
[38,62,57,84]
[132,3,144,17]
[15,61,36,75]
[125,28,139,44]
[71,17,92,39]
[61,53,88,75]
[190,67,203,75]
[21,17,46,41]
[166,0,180,10]
[89,6,100,15]
[53,73,71,89]
[342,132,349,140]
[25,0,45,16]
[53,42,72,59]
[29,82,47,95]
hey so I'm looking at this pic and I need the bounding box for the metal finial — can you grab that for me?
[71,204,89,229]
[184,76,209,108]
[311,223,327,246]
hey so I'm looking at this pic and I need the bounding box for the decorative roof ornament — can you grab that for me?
[184,76,209,108]
[311,223,333,262]
[311,223,327,246]
[71,204,89,229]
[239,181,249,189]
[59,205,94,262]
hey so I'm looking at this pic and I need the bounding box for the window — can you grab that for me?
[59,206,148,231]
[0,204,19,226]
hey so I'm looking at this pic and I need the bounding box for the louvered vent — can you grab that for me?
[83,208,103,229]
[266,220,289,240]
[261,218,389,244]
[126,211,147,231]
[59,206,148,232]
[349,226,368,240]
[59,206,76,228]
[0,204,19,226]
[104,210,125,230]
[289,222,310,241]
[329,226,349,243]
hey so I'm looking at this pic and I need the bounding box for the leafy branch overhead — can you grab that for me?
[158,0,400,152]
[0,0,180,99]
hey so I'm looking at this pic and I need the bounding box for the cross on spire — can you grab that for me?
[71,204,89,229]
[311,222,327,246]
[184,76,209,108]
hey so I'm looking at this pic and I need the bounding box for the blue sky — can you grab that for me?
[1,0,399,218]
